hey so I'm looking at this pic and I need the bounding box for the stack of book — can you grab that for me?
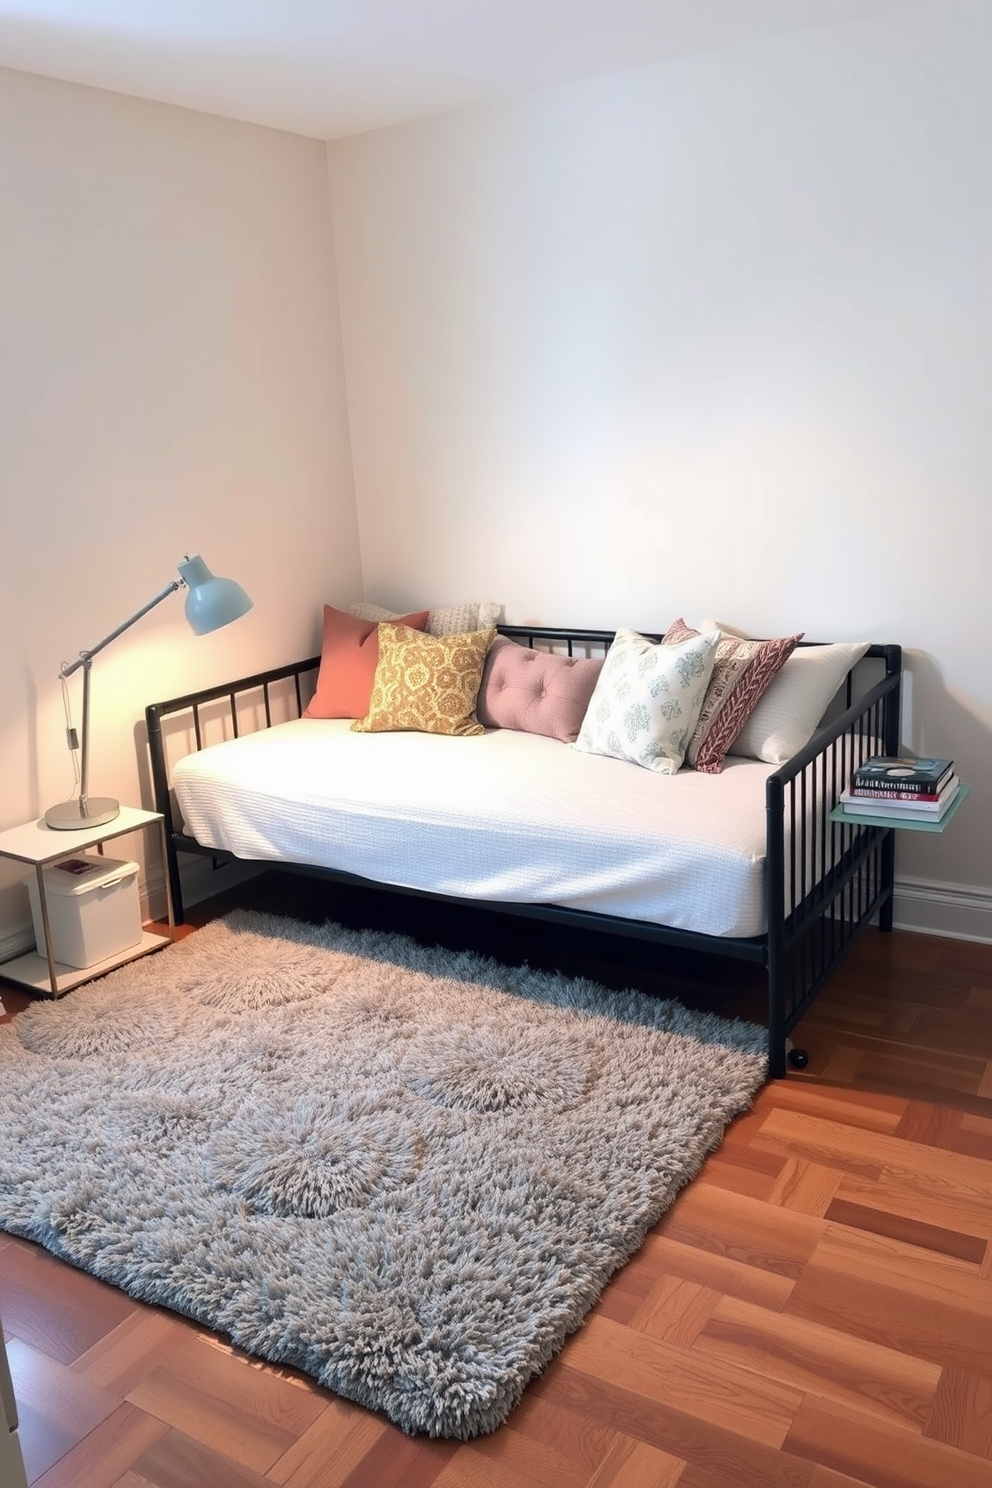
[840,756,959,822]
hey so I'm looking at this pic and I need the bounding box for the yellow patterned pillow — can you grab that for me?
[351,623,497,737]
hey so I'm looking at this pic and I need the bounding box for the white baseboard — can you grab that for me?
[892,876,992,944]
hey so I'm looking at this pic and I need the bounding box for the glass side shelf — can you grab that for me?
[829,783,969,834]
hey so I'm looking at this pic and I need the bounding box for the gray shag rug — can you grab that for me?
[0,909,768,1439]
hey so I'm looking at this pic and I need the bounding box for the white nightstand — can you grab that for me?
[0,807,175,998]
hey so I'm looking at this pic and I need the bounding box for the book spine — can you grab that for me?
[849,786,945,802]
[843,787,957,814]
[852,775,947,794]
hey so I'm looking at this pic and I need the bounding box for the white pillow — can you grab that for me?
[724,640,872,763]
[573,627,720,774]
[351,601,501,637]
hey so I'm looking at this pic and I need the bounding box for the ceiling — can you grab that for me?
[0,0,935,140]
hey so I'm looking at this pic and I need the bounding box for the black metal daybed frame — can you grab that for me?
[146,626,903,1079]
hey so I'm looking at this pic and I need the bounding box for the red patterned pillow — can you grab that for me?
[661,618,802,773]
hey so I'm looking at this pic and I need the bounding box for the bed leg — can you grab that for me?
[166,837,186,926]
[879,829,896,933]
[767,965,787,1079]
[765,778,789,1078]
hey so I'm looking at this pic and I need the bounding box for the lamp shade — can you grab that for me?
[177,554,253,636]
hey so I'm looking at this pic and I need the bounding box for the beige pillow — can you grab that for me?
[351,601,501,637]
[351,623,496,737]
[699,618,752,640]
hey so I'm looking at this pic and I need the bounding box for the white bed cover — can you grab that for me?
[172,720,780,938]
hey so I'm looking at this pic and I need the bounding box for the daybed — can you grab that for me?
[146,622,902,1078]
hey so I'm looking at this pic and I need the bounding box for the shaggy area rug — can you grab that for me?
[0,910,768,1439]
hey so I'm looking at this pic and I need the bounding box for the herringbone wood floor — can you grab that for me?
[3,874,992,1488]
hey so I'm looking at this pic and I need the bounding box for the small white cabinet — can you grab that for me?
[0,807,175,998]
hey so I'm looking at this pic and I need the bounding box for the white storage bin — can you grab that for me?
[26,854,142,969]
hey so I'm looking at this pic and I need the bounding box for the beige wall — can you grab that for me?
[327,0,992,938]
[1,2,990,950]
[0,66,361,940]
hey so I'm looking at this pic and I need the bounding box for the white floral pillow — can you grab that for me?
[573,627,720,774]
[350,601,501,637]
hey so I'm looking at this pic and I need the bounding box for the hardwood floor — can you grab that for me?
[2,876,992,1487]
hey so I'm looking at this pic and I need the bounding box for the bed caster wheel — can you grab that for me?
[788,1048,810,1070]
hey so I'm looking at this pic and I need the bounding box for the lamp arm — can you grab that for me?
[58,580,183,679]
[46,554,249,830]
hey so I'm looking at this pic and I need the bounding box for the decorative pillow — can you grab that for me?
[573,627,720,774]
[476,637,604,743]
[351,623,496,737]
[708,633,873,763]
[303,605,431,719]
[662,618,802,773]
[350,600,501,637]
[699,618,752,640]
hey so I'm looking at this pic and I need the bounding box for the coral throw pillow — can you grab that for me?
[303,605,430,719]
[352,623,497,737]
[662,618,802,773]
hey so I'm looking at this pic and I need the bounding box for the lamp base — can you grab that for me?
[44,797,121,831]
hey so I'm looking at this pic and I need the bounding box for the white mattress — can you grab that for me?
[172,720,781,938]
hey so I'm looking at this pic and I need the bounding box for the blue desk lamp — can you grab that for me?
[45,554,252,830]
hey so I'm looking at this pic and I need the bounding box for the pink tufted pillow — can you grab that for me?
[476,637,604,743]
